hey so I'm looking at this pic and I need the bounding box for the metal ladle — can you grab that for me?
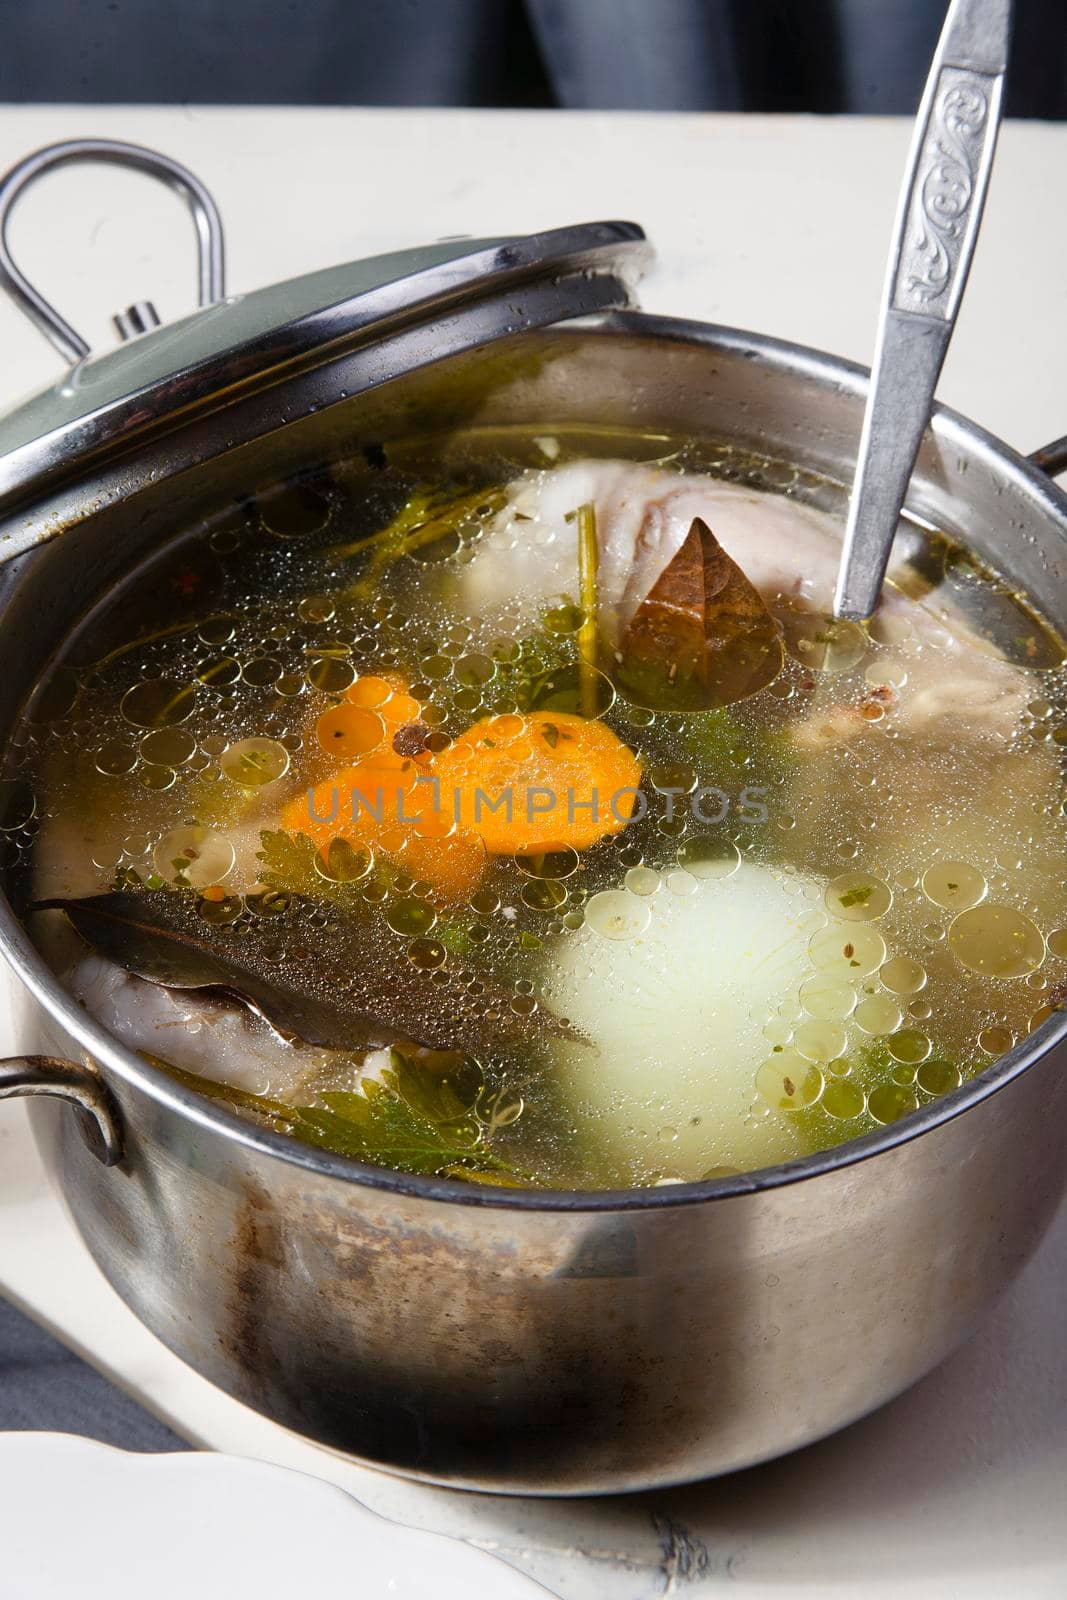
[833,0,1013,621]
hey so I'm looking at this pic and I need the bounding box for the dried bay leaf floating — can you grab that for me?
[32,890,582,1056]
[616,517,784,711]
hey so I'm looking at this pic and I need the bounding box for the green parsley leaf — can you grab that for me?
[154,1059,520,1181]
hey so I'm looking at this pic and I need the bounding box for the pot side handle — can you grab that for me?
[0,1056,122,1167]
[1030,437,1067,481]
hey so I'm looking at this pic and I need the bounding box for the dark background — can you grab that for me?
[1,0,1065,115]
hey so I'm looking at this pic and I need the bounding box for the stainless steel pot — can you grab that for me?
[1,141,1066,1495]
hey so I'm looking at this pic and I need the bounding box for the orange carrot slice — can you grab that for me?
[283,757,485,901]
[292,680,641,896]
[432,711,642,854]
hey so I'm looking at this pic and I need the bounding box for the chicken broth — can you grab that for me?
[9,425,1067,1188]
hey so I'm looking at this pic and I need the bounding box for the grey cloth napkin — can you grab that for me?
[0,1294,189,1451]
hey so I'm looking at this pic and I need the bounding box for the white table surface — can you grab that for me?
[1,105,1066,1598]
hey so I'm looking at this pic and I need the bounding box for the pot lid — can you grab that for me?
[0,140,649,549]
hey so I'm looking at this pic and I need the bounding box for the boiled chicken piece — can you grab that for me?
[65,952,390,1099]
[461,461,847,639]
[459,460,1033,744]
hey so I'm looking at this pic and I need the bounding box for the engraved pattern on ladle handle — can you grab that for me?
[891,66,1000,323]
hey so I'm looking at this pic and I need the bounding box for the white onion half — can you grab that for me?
[543,862,824,1181]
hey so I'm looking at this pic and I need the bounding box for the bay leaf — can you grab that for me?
[615,516,784,711]
[33,889,583,1056]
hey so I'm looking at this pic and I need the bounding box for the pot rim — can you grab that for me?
[3,310,1066,1212]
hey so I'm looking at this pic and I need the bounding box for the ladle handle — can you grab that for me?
[0,138,226,365]
[833,0,1012,621]
[0,1055,122,1166]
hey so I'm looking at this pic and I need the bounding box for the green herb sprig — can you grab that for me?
[158,1054,529,1184]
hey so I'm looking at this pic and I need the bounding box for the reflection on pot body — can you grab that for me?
[3,321,1067,1491]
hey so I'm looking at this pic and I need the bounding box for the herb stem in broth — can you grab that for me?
[576,499,600,718]
[327,484,507,594]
